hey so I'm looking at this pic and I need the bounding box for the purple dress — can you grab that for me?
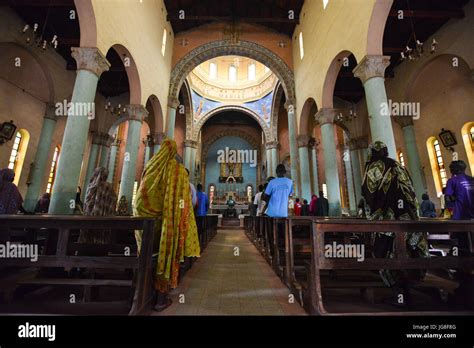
[445,174,474,220]
[0,168,23,214]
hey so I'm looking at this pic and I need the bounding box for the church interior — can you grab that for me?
[0,0,473,323]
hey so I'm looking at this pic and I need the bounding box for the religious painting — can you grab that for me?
[438,129,457,148]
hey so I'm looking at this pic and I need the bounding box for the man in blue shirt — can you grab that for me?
[196,184,209,216]
[263,164,293,218]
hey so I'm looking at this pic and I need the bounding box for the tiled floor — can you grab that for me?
[154,229,306,316]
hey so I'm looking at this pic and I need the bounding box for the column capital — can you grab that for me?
[91,132,112,146]
[284,100,296,112]
[168,97,180,109]
[394,116,414,128]
[308,137,319,149]
[352,55,390,84]
[315,108,337,125]
[184,139,198,149]
[44,103,57,121]
[126,104,148,122]
[297,134,311,148]
[348,135,369,151]
[152,132,166,145]
[265,140,278,149]
[71,47,110,77]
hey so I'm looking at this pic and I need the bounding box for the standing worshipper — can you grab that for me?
[34,193,51,214]
[293,198,302,216]
[262,164,293,218]
[254,184,265,216]
[196,184,209,217]
[420,193,436,218]
[134,139,200,312]
[78,167,118,244]
[301,199,310,216]
[361,141,429,306]
[0,168,27,214]
[445,160,474,220]
[316,191,329,216]
[116,195,129,216]
[309,194,318,216]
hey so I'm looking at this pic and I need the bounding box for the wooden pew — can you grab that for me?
[308,219,474,315]
[0,215,155,315]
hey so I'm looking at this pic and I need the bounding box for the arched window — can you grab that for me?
[161,29,167,56]
[46,146,61,194]
[323,0,330,9]
[461,122,474,175]
[248,62,256,81]
[8,129,30,185]
[426,137,447,196]
[246,185,253,202]
[209,62,217,80]
[229,65,237,82]
[299,32,304,60]
[322,183,328,198]
[398,150,406,167]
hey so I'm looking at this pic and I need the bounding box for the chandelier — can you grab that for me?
[20,5,59,51]
[105,100,127,117]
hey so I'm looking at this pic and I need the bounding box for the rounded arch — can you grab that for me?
[405,54,471,101]
[366,0,393,55]
[180,79,194,139]
[145,94,164,134]
[299,97,318,136]
[74,0,97,47]
[0,42,55,104]
[193,105,271,142]
[270,82,285,141]
[321,50,355,108]
[106,44,142,105]
[169,40,295,105]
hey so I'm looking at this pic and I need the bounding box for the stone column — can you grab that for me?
[107,138,120,183]
[82,132,103,199]
[297,135,312,201]
[165,97,180,139]
[49,47,110,214]
[143,135,154,165]
[24,104,57,211]
[395,117,426,199]
[184,139,198,182]
[265,140,278,178]
[353,55,397,158]
[309,138,319,196]
[152,132,165,155]
[342,146,357,215]
[348,135,369,204]
[118,105,148,213]
[98,133,113,168]
[286,101,300,196]
[316,108,342,216]
[270,143,278,177]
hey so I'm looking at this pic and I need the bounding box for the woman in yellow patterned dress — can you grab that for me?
[134,139,200,311]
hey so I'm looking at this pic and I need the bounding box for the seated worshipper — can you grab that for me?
[262,164,293,218]
[309,194,318,216]
[78,167,118,244]
[420,193,437,218]
[301,199,310,216]
[0,168,28,214]
[357,197,367,218]
[362,141,429,306]
[134,139,200,312]
[226,195,237,217]
[254,184,265,216]
[34,193,50,214]
[294,198,302,216]
[316,191,329,216]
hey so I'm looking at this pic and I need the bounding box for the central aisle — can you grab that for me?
[156,229,306,316]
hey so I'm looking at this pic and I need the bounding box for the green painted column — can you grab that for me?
[143,135,154,165]
[286,101,300,196]
[402,123,426,199]
[190,146,198,184]
[118,105,148,213]
[152,132,165,156]
[310,142,319,196]
[297,135,312,202]
[265,147,272,178]
[270,144,278,177]
[49,47,110,214]
[24,105,57,211]
[353,55,396,158]
[165,98,179,139]
[343,146,357,215]
[348,135,368,204]
[107,139,120,183]
[98,134,112,169]
[316,109,342,216]
[82,137,100,200]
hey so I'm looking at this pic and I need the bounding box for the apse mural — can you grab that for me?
[191,88,273,128]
